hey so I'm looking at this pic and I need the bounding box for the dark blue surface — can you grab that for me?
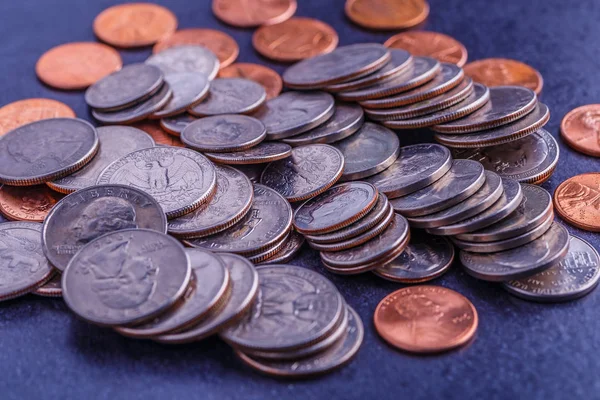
[1,0,600,399]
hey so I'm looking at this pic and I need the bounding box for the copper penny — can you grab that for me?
[0,98,75,136]
[219,63,283,100]
[213,0,297,27]
[153,29,239,68]
[560,105,600,157]
[384,31,467,67]
[252,17,338,62]
[0,185,62,222]
[345,0,429,30]
[554,173,600,232]
[464,58,543,94]
[93,3,178,48]
[374,285,478,353]
[132,121,184,147]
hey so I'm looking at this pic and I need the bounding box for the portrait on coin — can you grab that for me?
[72,197,138,244]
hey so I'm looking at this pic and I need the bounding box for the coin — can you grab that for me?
[345,0,429,30]
[133,121,185,147]
[258,230,305,265]
[160,114,197,136]
[181,115,266,153]
[560,104,600,157]
[186,184,292,255]
[146,45,220,79]
[246,233,291,264]
[374,286,477,353]
[261,144,344,202]
[97,147,216,218]
[293,181,378,234]
[48,126,155,193]
[219,63,283,100]
[116,248,230,338]
[0,98,75,137]
[365,143,451,198]
[385,31,468,67]
[554,173,600,232]
[334,122,400,181]
[0,222,54,301]
[463,58,543,94]
[32,272,62,297]
[189,78,266,117]
[0,118,98,186]
[150,73,210,119]
[504,236,600,302]
[232,164,265,183]
[93,3,177,47]
[213,0,297,27]
[168,165,253,238]
[205,142,292,165]
[253,17,338,62]
[36,42,122,90]
[391,160,485,217]
[460,222,569,282]
[0,185,62,222]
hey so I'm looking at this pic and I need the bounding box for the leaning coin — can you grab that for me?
[0,185,62,222]
[554,173,600,232]
[62,229,191,326]
[0,222,54,301]
[160,114,198,136]
[181,115,266,153]
[258,231,305,265]
[97,147,216,218]
[0,118,98,186]
[32,272,62,298]
[219,63,283,100]
[205,142,292,165]
[145,45,220,80]
[189,78,266,117]
[561,104,600,157]
[150,72,210,118]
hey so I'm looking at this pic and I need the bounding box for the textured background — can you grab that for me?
[1,0,599,399]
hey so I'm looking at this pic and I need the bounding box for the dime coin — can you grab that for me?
[36,42,123,90]
[374,286,477,353]
[365,143,451,198]
[181,115,266,153]
[205,142,292,165]
[189,78,266,117]
[560,104,600,157]
[32,272,62,297]
[0,118,98,186]
[168,165,253,238]
[258,231,305,264]
[146,45,220,79]
[160,114,197,136]
[133,121,185,147]
[0,185,62,222]
[97,147,216,218]
[334,122,400,181]
[463,58,543,94]
[261,144,344,202]
[554,173,600,232]
[213,0,297,27]
[0,98,75,137]
[0,222,54,301]
[219,63,283,99]
[345,0,429,30]
[385,31,468,67]
[150,73,210,118]
[49,126,155,193]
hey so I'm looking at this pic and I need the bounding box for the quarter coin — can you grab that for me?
[385,31,468,67]
[219,63,283,99]
[554,173,600,232]
[560,104,600,157]
[0,185,62,222]
[181,115,266,153]
[160,114,197,136]
[150,73,210,118]
[189,78,266,117]
[205,142,292,165]
[0,98,75,137]
[146,45,220,79]
[463,58,543,94]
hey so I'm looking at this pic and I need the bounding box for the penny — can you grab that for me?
[181,115,265,153]
[390,160,485,217]
[150,73,210,118]
[160,114,198,136]
[0,185,62,222]
[365,143,451,198]
[385,31,468,67]
[133,121,185,147]
[97,147,216,218]
[504,236,600,302]
[293,181,378,234]
[0,118,98,186]
[554,173,600,232]
[246,233,291,264]
[258,230,305,264]
[0,98,75,137]
[36,42,123,90]
[464,58,543,94]
[345,0,429,30]
[213,0,297,27]
[48,126,155,193]
[261,144,344,202]
[460,222,570,282]
[32,272,62,297]
[186,184,292,256]
[219,63,283,100]
[253,17,338,62]
[116,248,229,338]
[146,45,220,80]
[560,104,600,157]
[0,222,54,301]
[334,122,400,181]
[93,3,177,47]
[374,286,477,353]
[189,78,266,117]
[168,165,253,238]
[205,142,292,165]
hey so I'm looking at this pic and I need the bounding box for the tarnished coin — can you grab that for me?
[168,165,253,238]
[385,31,468,67]
[134,121,185,147]
[205,142,292,165]
[49,126,155,193]
[0,185,62,222]
[153,29,238,67]
[261,144,344,202]
[160,114,197,136]
[62,229,191,326]
[460,222,570,282]
[345,0,429,30]
[213,0,297,27]
[0,118,98,186]
[189,78,266,117]
[0,222,54,301]
[258,231,305,265]
[181,115,266,153]
[42,184,167,272]
[463,58,543,94]
[365,143,451,198]
[293,182,378,234]
[504,236,600,302]
[560,104,600,157]
[33,272,62,297]
[150,73,210,118]
[0,98,75,137]
[255,91,335,140]
[146,45,220,80]
[391,160,485,217]
[219,63,283,100]
[97,147,216,218]
[554,173,600,232]
[334,122,400,181]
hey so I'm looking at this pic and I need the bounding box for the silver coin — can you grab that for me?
[48,126,155,193]
[460,222,570,282]
[258,230,305,265]
[181,115,266,153]
[390,160,485,217]
[232,164,264,183]
[97,147,216,218]
[189,78,266,116]
[205,142,292,165]
[150,72,210,118]
[408,171,504,229]
[85,63,164,111]
[254,91,335,140]
[503,236,600,302]
[365,143,451,199]
[160,113,198,136]
[145,45,220,80]
[0,118,98,186]
[246,232,291,264]
[33,272,62,297]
